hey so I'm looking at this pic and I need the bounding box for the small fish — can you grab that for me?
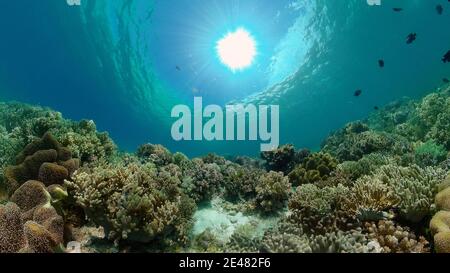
[378,59,385,68]
[443,78,450,83]
[176,66,181,71]
[393,8,403,12]
[442,50,450,63]
[436,5,443,15]
[406,33,417,44]
[354,90,362,97]
[374,106,379,110]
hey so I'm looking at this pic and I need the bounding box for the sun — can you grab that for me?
[216,28,257,71]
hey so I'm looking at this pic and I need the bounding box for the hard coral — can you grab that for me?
[364,220,429,253]
[182,159,223,202]
[0,202,25,253]
[137,143,173,166]
[66,162,196,246]
[255,171,291,213]
[374,164,446,223]
[341,175,398,221]
[288,152,337,186]
[261,144,299,174]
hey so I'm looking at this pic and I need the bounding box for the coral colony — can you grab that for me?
[0,85,449,253]
[171,97,280,152]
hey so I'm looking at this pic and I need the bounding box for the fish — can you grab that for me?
[176,66,181,71]
[436,5,443,15]
[378,59,385,68]
[354,90,362,97]
[406,33,417,44]
[443,78,450,83]
[393,8,403,12]
[374,106,380,110]
[442,50,450,63]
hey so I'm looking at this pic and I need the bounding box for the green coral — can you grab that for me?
[255,171,291,213]
[223,164,263,201]
[4,133,79,195]
[373,164,446,222]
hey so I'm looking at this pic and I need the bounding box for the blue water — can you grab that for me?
[0,0,449,157]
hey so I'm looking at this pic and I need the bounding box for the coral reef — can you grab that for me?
[430,174,450,253]
[0,102,116,168]
[364,220,429,253]
[255,171,291,213]
[373,164,446,223]
[0,87,449,253]
[261,144,300,174]
[65,162,196,246]
[182,159,223,203]
[288,152,338,186]
[4,132,80,195]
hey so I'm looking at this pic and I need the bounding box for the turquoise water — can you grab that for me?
[0,0,449,156]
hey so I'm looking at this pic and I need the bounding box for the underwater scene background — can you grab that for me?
[0,0,450,254]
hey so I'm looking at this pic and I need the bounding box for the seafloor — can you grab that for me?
[0,84,449,253]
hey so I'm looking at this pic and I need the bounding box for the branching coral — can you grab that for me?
[182,159,223,203]
[223,164,263,201]
[288,152,338,186]
[287,184,351,234]
[430,174,450,253]
[4,133,79,195]
[66,162,196,246]
[260,144,298,174]
[364,220,429,253]
[374,164,446,222]
[255,171,291,213]
[341,175,399,221]
[137,143,173,166]
[322,121,411,162]
[0,102,116,164]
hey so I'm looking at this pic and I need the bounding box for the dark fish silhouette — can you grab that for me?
[406,33,417,44]
[354,90,362,97]
[176,66,181,71]
[378,59,385,68]
[436,5,443,15]
[443,78,450,83]
[374,106,380,110]
[443,50,450,63]
[393,8,403,12]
